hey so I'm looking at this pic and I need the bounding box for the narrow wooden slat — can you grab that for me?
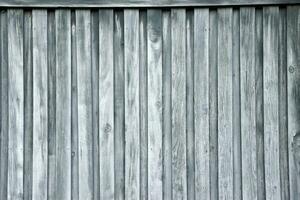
[287,5,300,200]
[255,8,265,200]
[0,9,8,200]
[76,9,93,200]
[55,9,71,200]
[124,9,140,200]
[47,9,56,200]
[99,9,114,200]
[263,6,281,200]
[32,9,48,200]
[7,9,24,200]
[113,9,125,200]
[171,8,187,200]
[208,9,218,200]
[139,10,148,200]
[162,10,172,200]
[194,8,209,200]
[217,8,233,200]
[24,10,33,200]
[186,9,194,200]
[147,9,163,200]
[240,7,257,200]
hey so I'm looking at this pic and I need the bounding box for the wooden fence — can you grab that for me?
[0,5,300,200]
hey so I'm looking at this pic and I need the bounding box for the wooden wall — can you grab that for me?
[0,6,299,200]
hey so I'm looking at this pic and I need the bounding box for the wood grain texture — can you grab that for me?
[171,8,187,200]
[263,6,281,200]
[194,8,210,200]
[55,9,71,200]
[124,9,140,200]
[147,9,163,200]
[287,5,300,200]
[99,9,114,200]
[240,7,257,200]
[7,9,24,200]
[32,9,48,200]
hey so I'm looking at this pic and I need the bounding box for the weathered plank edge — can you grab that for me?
[0,0,298,8]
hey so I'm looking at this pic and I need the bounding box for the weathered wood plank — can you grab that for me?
[194,8,209,200]
[240,7,257,200]
[113,9,125,200]
[287,5,300,200]
[7,9,24,200]
[55,9,71,200]
[263,6,281,200]
[0,9,8,200]
[99,9,114,200]
[147,9,163,200]
[217,8,233,200]
[162,10,172,200]
[32,9,48,200]
[76,9,93,200]
[124,9,140,200]
[171,8,187,200]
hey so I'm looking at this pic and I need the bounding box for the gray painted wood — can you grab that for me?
[99,9,114,200]
[287,5,300,200]
[55,9,71,200]
[124,9,140,200]
[147,9,163,200]
[7,9,24,200]
[217,8,233,200]
[263,6,281,200]
[32,9,48,200]
[194,8,209,200]
[240,7,257,200]
[171,8,187,200]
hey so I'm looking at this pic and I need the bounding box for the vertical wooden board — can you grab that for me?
[76,10,93,200]
[32,9,48,200]
[124,9,140,200]
[147,9,163,200]
[47,9,56,200]
[7,9,24,200]
[240,7,257,200]
[55,9,71,200]
[0,10,8,200]
[186,9,194,200]
[217,8,233,200]
[171,8,187,200]
[194,8,210,200]
[139,10,147,200]
[287,6,300,200]
[114,10,125,200]
[99,9,114,200]
[263,6,281,200]
[208,9,218,200]
[255,8,265,200]
[162,10,172,200]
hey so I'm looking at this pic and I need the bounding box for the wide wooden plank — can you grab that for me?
[171,8,187,200]
[0,0,298,8]
[263,6,281,200]
[55,9,71,200]
[287,5,300,200]
[240,7,257,200]
[217,8,233,200]
[194,8,209,200]
[7,9,24,200]
[147,9,163,200]
[124,9,140,200]
[76,10,93,200]
[32,9,48,200]
[99,9,114,200]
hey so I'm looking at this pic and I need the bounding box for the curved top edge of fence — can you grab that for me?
[0,0,299,7]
